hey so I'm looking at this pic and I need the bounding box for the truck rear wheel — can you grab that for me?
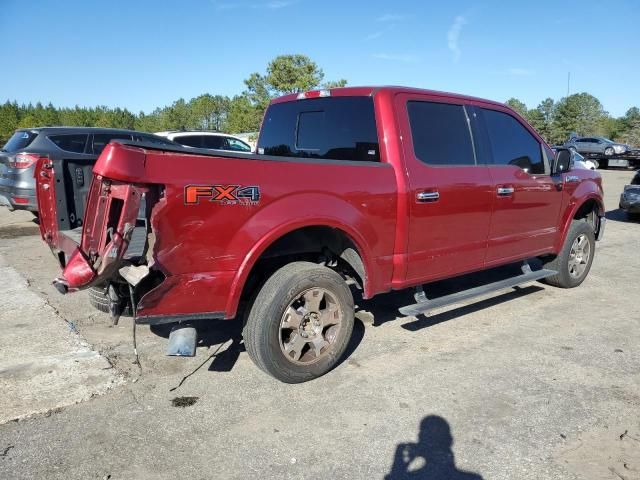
[540,220,595,288]
[242,262,354,383]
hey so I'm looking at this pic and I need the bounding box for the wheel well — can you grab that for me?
[573,199,601,231]
[238,226,366,308]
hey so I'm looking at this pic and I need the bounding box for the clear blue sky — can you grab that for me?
[1,0,638,116]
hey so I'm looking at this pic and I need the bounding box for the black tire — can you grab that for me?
[242,261,354,383]
[88,284,132,316]
[627,212,640,221]
[540,220,596,288]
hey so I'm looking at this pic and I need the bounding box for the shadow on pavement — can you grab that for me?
[385,415,483,480]
[606,208,639,223]
[153,314,365,377]
[357,262,546,329]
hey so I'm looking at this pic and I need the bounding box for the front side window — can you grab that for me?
[481,108,545,174]
[48,134,89,153]
[225,138,251,152]
[258,96,379,162]
[92,133,133,155]
[407,101,476,166]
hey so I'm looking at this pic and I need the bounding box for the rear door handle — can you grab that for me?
[497,186,514,196]
[416,191,440,202]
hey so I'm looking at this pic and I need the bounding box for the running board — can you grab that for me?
[398,268,557,317]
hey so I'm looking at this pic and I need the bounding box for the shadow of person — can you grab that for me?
[385,415,483,480]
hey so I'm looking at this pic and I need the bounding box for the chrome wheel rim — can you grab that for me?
[605,147,614,156]
[279,288,343,365]
[568,234,591,278]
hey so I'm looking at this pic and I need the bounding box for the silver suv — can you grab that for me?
[0,127,176,215]
[565,136,629,157]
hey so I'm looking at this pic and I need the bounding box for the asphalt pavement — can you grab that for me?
[0,169,638,480]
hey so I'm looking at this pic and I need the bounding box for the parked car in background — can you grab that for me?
[0,127,176,215]
[619,170,640,220]
[155,131,253,152]
[565,136,629,157]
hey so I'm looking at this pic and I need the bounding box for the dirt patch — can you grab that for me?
[556,426,640,479]
[0,224,40,239]
[171,396,199,408]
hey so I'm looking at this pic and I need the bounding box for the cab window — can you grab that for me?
[481,108,546,175]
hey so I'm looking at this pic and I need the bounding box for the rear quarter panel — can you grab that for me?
[130,149,398,318]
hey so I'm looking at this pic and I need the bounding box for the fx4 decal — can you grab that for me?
[184,185,261,205]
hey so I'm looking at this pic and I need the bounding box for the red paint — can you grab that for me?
[37,86,604,321]
[59,249,95,290]
[34,156,59,249]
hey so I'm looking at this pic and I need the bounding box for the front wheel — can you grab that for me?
[243,262,354,383]
[604,147,614,156]
[540,220,596,288]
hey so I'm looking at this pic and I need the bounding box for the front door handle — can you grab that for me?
[497,186,515,196]
[416,191,440,202]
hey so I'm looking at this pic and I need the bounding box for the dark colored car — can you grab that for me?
[619,170,640,220]
[0,127,177,214]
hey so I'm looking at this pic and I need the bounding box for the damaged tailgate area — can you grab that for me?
[53,176,153,293]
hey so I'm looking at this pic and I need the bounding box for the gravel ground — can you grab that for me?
[0,169,638,480]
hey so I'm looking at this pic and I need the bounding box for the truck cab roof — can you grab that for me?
[272,86,507,110]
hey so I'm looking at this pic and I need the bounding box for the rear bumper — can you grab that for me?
[0,185,37,211]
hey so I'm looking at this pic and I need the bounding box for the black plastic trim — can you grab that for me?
[135,311,226,326]
[113,140,391,168]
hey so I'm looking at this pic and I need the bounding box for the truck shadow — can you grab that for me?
[153,263,542,376]
[385,415,483,479]
[606,208,638,223]
[356,263,546,330]
[152,314,365,374]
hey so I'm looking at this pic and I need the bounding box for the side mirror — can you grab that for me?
[553,148,575,175]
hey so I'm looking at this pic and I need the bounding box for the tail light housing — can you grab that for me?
[10,153,40,169]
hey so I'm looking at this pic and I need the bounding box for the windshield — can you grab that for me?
[601,138,614,143]
[2,130,38,152]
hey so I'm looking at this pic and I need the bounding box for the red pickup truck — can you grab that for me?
[35,86,605,383]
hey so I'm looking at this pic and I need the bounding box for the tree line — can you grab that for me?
[1,53,638,148]
[505,95,640,146]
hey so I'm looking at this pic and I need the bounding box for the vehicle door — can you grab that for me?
[472,106,563,264]
[581,138,599,154]
[395,94,493,284]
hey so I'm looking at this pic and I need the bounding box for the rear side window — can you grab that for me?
[258,97,379,162]
[482,109,545,174]
[174,135,203,148]
[92,133,133,155]
[48,134,89,153]
[202,136,225,149]
[135,134,177,147]
[407,101,476,166]
[2,131,38,152]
